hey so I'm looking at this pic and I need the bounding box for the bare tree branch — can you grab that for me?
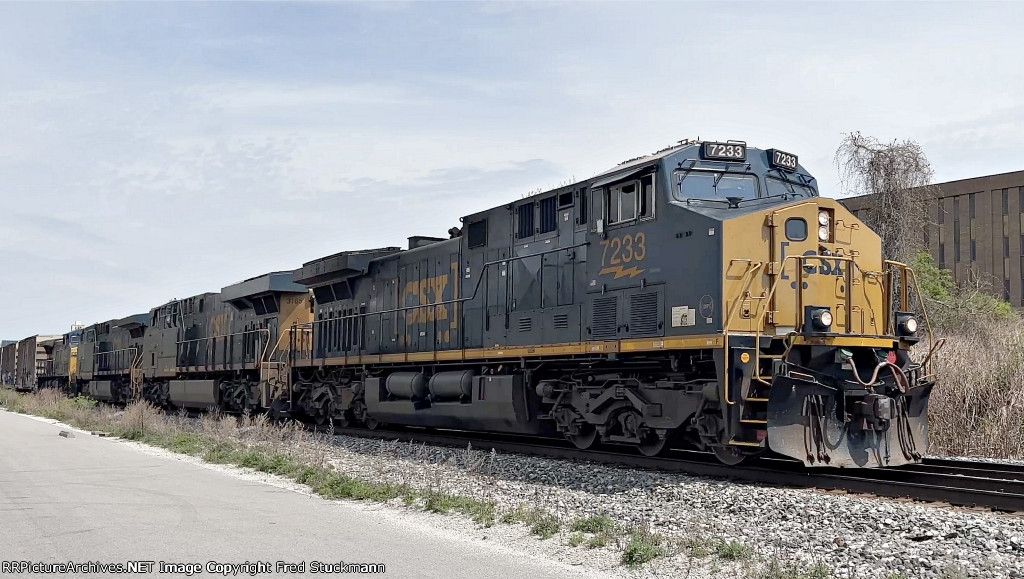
[835,132,937,263]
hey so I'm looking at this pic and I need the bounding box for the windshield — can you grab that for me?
[675,171,759,202]
[766,177,816,199]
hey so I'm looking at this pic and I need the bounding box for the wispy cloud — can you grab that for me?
[1,2,1023,337]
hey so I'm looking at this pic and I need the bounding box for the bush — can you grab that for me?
[621,529,667,566]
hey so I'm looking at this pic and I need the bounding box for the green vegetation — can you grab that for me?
[715,540,751,561]
[621,528,668,566]
[569,514,616,534]
[910,251,1017,329]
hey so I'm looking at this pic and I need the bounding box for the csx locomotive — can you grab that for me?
[2,140,939,467]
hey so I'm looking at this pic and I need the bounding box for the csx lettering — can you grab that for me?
[401,273,450,325]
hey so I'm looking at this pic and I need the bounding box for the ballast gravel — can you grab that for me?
[291,435,1024,579]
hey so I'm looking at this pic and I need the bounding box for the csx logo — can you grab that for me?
[779,243,844,281]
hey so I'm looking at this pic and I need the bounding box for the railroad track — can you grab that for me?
[328,426,1024,513]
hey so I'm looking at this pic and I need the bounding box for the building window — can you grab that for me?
[1020,186,1024,213]
[1004,279,1011,302]
[1005,236,1011,258]
[923,224,929,246]
[937,199,945,224]
[971,240,977,262]
[970,193,976,219]
[516,202,534,239]
[939,243,945,269]
[953,197,960,222]
[538,196,558,234]
[1003,188,1010,215]
[953,223,960,262]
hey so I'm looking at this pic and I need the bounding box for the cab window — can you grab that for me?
[766,177,816,199]
[675,171,759,202]
[609,181,638,224]
[606,175,655,226]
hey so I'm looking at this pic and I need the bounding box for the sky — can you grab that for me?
[2,1,1024,339]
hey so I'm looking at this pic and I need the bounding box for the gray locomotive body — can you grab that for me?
[138,272,311,412]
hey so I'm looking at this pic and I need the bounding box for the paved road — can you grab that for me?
[0,410,603,578]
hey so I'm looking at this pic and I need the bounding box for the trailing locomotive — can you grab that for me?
[6,140,938,468]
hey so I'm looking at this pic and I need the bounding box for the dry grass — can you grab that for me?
[927,323,1024,458]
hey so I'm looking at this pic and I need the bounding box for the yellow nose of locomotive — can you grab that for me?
[720,198,934,467]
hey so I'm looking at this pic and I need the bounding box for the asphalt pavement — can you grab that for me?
[0,410,604,578]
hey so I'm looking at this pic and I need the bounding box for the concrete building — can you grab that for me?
[841,171,1024,306]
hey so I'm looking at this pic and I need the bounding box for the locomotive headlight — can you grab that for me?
[804,306,833,334]
[896,312,918,336]
[818,225,830,241]
[818,210,831,226]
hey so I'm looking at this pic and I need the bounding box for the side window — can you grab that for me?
[467,219,487,249]
[608,181,639,225]
[578,187,588,225]
[640,175,655,220]
[539,196,558,234]
[516,202,535,239]
[590,188,604,232]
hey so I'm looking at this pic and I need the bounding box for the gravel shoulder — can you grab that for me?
[13,411,1024,579]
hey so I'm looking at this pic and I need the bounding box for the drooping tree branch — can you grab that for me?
[835,132,937,263]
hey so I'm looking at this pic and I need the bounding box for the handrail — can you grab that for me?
[92,346,140,374]
[177,328,272,368]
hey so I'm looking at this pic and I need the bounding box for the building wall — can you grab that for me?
[840,170,1024,307]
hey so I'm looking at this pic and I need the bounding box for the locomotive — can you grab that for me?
[3,140,938,468]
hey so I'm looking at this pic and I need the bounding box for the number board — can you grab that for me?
[767,148,799,172]
[701,141,746,162]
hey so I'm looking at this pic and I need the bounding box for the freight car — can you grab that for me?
[14,335,61,391]
[0,340,16,388]
[284,140,938,467]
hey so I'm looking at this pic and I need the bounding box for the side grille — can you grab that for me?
[552,314,569,329]
[590,296,618,340]
[518,317,533,333]
[629,292,660,336]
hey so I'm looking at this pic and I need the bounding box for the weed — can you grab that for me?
[621,528,668,566]
[530,512,561,540]
[568,532,585,547]
[570,514,616,534]
[716,540,751,561]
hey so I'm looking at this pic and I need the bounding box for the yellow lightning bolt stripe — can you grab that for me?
[598,265,646,279]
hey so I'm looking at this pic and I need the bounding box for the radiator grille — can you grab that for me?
[518,317,533,333]
[553,314,569,329]
[629,292,660,336]
[590,296,618,340]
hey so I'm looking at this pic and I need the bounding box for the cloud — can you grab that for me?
[1,2,1024,337]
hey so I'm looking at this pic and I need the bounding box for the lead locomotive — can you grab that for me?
[11,140,938,467]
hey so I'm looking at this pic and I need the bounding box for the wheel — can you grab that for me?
[364,416,380,430]
[637,430,669,457]
[713,444,748,466]
[567,425,598,450]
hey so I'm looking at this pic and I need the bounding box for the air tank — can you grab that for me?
[428,370,474,401]
[385,372,428,400]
